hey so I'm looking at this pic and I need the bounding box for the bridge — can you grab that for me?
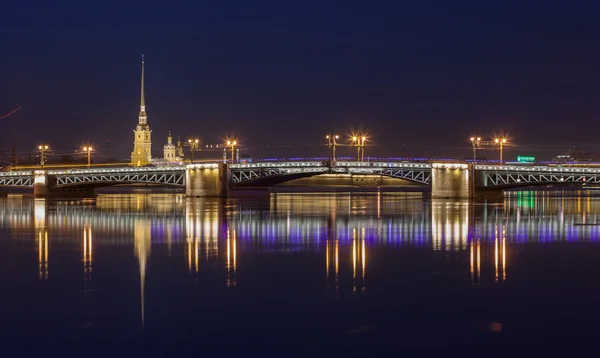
[2,160,600,199]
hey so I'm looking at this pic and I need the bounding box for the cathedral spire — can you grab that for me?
[138,54,147,124]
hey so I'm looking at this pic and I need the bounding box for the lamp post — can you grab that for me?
[469,137,482,164]
[326,134,339,163]
[352,136,360,161]
[82,146,93,168]
[494,137,508,165]
[352,135,368,162]
[360,136,367,162]
[227,140,237,163]
[469,137,482,200]
[188,139,199,164]
[38,145,49,168]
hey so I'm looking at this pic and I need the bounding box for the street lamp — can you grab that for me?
[494,137,508,165]
[469,137,482,164]
[188,138,199,163]
[326,134,339,162]
[38,145,49,167]
[82,146,93,168]
[226,140,237,163]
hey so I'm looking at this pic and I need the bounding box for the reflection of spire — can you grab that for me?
[134,219,151,327]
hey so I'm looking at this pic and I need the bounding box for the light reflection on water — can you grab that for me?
[2,191,600,346]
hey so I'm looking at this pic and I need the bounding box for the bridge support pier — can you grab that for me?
[185,164,227,197]
[33,170,49,198]
[33,170,97,198]
[431,163,470,199]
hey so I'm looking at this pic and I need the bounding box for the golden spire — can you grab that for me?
[139,54,147,124]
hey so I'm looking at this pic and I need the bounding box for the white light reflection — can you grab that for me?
[432,201,469,251]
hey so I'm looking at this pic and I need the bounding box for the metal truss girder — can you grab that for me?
[343,167,431,184]
[485,172,600,186]
[0,176,34,187]
[54,171,185,187]
[230,167,328,184]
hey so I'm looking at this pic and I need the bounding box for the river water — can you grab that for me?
[0,191,599,354]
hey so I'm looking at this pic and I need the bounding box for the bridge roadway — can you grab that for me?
[2,161,600,197]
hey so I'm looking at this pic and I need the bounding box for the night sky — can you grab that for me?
[2,1,600,160]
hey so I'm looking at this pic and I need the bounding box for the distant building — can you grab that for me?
[163,131,181,162]
[554,144,593,162]
[130,55,152,167]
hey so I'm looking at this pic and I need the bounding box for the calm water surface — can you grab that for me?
[1,191,599,354]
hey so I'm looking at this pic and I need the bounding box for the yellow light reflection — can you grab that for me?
[134,218,151,327]
[495,228,499,283]
[470,240,474,284]
[37,229,49,280]
[83,225,92,293]
[187,238,192,272]
[361,228,366,293]
[194,238,199,273]
[226,229,237,287]
[335,239,339,297]
[477,240,481,284]
[502,228,506,281]
[326,239,330,285]
[353,228,357,293]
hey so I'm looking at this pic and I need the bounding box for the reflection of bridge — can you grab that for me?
[3,192,600,245]
[3,160,600,198]
[4,191,600,321]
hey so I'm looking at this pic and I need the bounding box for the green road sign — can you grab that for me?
[517,156,535,163]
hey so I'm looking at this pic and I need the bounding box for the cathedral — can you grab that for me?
[130,55,152,166]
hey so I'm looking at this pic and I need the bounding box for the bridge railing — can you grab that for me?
[337,161,432,169]
[47,166,187,175]
[230,161,327,169]
[0,171,33,177]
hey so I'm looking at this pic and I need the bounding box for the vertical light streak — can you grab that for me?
[502,228,506,281]
[353,228,357,293]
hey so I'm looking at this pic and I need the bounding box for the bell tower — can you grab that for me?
[130,54,152,166]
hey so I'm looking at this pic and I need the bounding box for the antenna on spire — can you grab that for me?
[138,54,147,124]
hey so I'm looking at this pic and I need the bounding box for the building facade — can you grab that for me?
[130,55,152,166]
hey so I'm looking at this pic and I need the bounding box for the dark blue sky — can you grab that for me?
[2,1,600,160]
